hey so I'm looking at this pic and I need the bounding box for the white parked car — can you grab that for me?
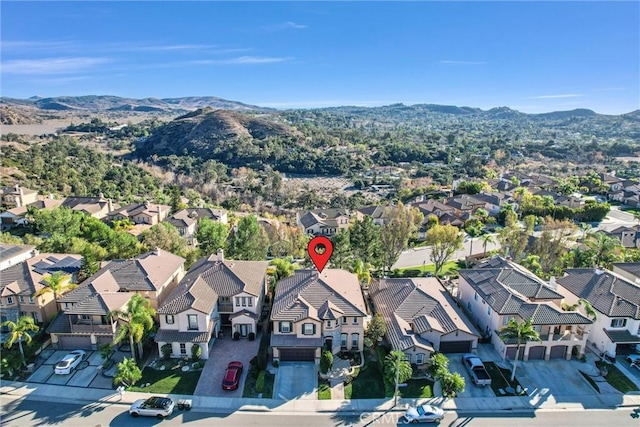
[54,350,87,375]
[400,404,445,424]
[626,354,640,368]
[129,397,175,419]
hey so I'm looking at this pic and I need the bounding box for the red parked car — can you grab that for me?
[222,361,243,390]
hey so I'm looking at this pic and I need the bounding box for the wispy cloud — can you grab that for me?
[1,57,111,75]
[528,94,583,99]
[25,75,91,85]
[189,56,292,65]
[1,40,76,51]
[262,21,308,31]
[439,60,487,65]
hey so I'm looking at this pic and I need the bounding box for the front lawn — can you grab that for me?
[399,379,434,398]
[484,362,524,397]
[318,379,331,400]
[127,366,202,394]
[346,357,386,399]
[394,261,460,278]
[596,361,639,394]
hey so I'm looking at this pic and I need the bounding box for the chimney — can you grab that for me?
[108,199,114,213]
[154,247,161,256]
[217,248,224,262]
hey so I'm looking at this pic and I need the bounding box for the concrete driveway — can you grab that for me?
[515,359,599,398]
[448,356,494,398]
[194,333,261,397]
[273,362,318,400]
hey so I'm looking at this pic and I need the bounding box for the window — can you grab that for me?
[29,296,34,303]
[467,301,472,312]
[241,298,247,307]
[353,317,358,325]
[235,297,241,307]
[279,322,291,333]
[81,314,91,321]
[165,315,174,325]
[19,296,25,303]
[32,312,39,323]
[20,311,27,317]
[248,298,252,307]
[416,353,425,364]
[7,297,13,304]
[487,306,491,316]
[327,320,332,328]
[340,333,348,349]
[303,323,315,335]
[342,316,347,324]
[351,333,359,349]
[188,315,198,330]
[180,343,187,355]
[474,292,478,301]
[502,317,509,326]
[610,318,627,328]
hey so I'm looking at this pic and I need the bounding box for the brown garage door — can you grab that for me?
[439,341,473,354]
[57,335,92,350]
[528,346,546,360]
[506,346,525,360]
[279,348,316,362]
[549,345,568,359]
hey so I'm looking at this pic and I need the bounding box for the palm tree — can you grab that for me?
[585,232,624,268]
[480,233,495,255]
[349,258,372,287]
[1,316,40,367]
[465,226,483,267]
[383,350,413,405]
[109,294,156,362]
[498,318,541,381]
[578,298,597,320]
[34,271,76,307]
[113,357,142,387]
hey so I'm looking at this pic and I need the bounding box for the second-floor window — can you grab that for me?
[166,315,174,325]
[342,317,347,324]
[610,318,627,328]
[487,306,491,316]
[188,315,198,330]
[29,296,34,303]
[303,323,316,335]
[279,321,292,333]
[352,317,358,325]
[327,320,332,328]
[474,292,478,301]
[7,297,13,304]
[19,296,25,303]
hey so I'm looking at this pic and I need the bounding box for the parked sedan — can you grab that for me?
[222,361,243,390]
[54,350,87,375]
[129,396,174,419]
[400,404,445,424]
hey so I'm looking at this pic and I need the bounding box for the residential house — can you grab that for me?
[555,266,640,357]
[165,208,228,245]
[108,201,171,226]
[357,205,389,226]
[270,269,368,363]
[296,209,357,236]
[458,257,592,361]
[1,185,38,209]
[47,249,185,350]
[369,278,479,367]
[0,244,37,271]
[467,192,504,217]
[0,198,63,230]
[0,253,83,329]
[61,195,116,219]
[155,249,268,360]
[605,226,640,249]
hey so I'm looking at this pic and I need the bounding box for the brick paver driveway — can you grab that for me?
[194,333,261,397]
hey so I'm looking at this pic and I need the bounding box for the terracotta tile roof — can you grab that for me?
[157,276,218,315]
[155,321,214,343]
[0,253,82,296]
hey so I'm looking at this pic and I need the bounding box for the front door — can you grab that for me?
[240,324,249,337]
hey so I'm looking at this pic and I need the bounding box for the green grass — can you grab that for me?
[318,379,331,400]
[579,371,600,393]
[127,366,202,394]
[484,362,524,397]
[243,370,275,398]
[394,260,460,278]
[399,379,434,398]
[596,361,639,394]
[349,357,387,398]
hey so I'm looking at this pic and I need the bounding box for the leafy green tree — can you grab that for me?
[384,350,412,404]
[440,371,465,398]
[1,316,39,367]
[585,232,624,268]
[498,319,540,381]
[427,352,449,379]
[227,215,269,260]
[330,228,351,268]
[113,357,142,387]
[364,313,386,349]
[320,350,333,374]
[380,203,423,273]
[349,216,382,267]
[269,258,296,282]
[109,294,156,362]
[425,224,463,277]
[0,232,23,244]
[196,218,229,256]
[349,258,372,286]
[34,271,76,306]
[141,222,186,255]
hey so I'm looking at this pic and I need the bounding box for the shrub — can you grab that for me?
[161,344,172,360]
[248,332,256,341]
[191,344,202,362]
[233,331,240,341]
[255,370,266,393]
[320,350,333,374]
[272,360,279,368]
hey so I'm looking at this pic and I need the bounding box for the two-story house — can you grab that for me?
[154,249,268,360]
[369,278,480,366]
[458,257,592,361]
[1,185,38,209]
[107,202,171,225]
[296,209,357,236]
[270,269,368,363]
[61,195,116,219]
[47,249,185,350]
[0,198,63,230]
[0,253,83,330]
[605,226,640,249]
[164,208,228,245]
[0,244,37,271]
[555,265,640,357]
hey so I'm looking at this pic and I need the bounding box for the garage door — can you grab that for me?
[549,345,568,359]
[506,346,525,361]
[440,341,473,354]
[57,335,92,350]
[528,346,546,360]
[279,348,316,362]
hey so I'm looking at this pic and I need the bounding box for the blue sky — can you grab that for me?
[2,1,638,114]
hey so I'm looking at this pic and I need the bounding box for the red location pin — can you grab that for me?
[307,236,333,273]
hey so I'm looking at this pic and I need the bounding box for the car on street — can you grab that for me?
[626,354,640,368]
[400,404,445,424]
[129,396,174,419]
[54,350,87,375]
[222,361,243,390]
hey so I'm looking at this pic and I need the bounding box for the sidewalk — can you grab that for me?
[2,380,639,414]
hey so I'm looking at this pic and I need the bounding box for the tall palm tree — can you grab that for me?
[1,316,40,367]
[465,226,483,267]
[498,318,541,381]
[585,232,624,268]
[34,271,76,307]
[383,350,413,405]
[480,233,495,255]
[109,294,156,362]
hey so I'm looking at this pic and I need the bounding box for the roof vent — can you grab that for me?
[595,268,605,275]
[217,248,224,262]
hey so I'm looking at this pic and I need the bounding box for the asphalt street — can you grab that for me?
[392,236,501,270]
[1,394,639,427]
